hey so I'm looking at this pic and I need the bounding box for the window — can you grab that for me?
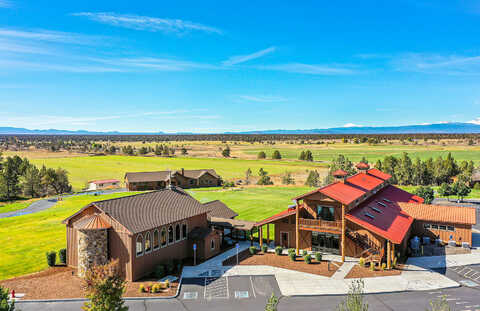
[439,225,447,231]
[182,223,187,240]
[175,224,181,242]
[211,239,215,250]
[153,229,160,250]
[317,205,335,221]
[136,235,144,256]
[431,224,438,230]
[145,232,152,253]
[168,226,174,244]
[161,228,167,247]
[365,212,375,219]
[424,223,431,229]
[448,226,455,232]
[189,180,195,185]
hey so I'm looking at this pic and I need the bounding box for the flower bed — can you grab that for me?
[0,266,178,300]
[223,249,341,277]
[345,264,404,279]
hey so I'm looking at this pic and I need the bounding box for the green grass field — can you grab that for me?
[398,185,480,200]
[29,155,326,191]
[0,199,39,214]
[240,143,480,163]
[0,192,140,281]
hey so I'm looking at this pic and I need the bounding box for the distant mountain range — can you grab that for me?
[1,122,480,135]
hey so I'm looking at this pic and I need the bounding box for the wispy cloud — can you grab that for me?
[0,28,101,45]
[468,117,480,125]
[0,39,52,54]
[258,63,357,75]
[237,95,288,103]
[72,12,222,35]
[392,53,480,75]
[97,57,219,71]
[0,59,126,73]
[0,0,11,8]
[222,47,276,66]
[342,123,363,127]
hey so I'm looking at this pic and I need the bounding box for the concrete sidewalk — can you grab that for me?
[182,244,459,296]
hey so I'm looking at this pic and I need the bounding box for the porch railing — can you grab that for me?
[298,218,342,231]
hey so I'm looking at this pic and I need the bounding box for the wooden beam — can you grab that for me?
[296,201,300,255]
[259,225,263,248]
[341,204,346,262]
[387,240,391,269]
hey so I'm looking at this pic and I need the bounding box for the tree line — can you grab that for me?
[0,152,72,201]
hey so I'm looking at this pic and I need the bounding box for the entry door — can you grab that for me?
[281,232,289,248]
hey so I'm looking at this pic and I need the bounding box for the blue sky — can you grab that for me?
[1,0,480,133]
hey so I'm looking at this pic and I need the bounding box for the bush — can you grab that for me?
[0,285,15,311]
[261,244,268,253]
[314,252,322,262]
[275,246,283,256]
[370,263,375,271]
[287,248,295,255]
[392,257,397,269]
[300,249,307,257]
[139,284,146,293]
[154,265,165,279]
[381,263,386,271]
[359,257,365,268]
[58,248,67,265]
[336,280,368,311]
[151,284,160,293]
[249,246,257,255]
[289,252,296,262]
[304,254,312,264]
[46,250,56,267]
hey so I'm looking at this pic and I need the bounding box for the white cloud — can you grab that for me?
[392,53,480,75]
[0,39,52,54]
[0,59,126,73]
[237,95,288,103]
[342,123,363,127]
[105,57,219,71]
[222,47,276,66]
[72,12,222,35]
[0,28,101,45]
[0,0,11,8]
[258,63,357,75]
[468,118,480,125]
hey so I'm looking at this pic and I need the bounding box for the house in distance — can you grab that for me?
[124,169,221,191]
[87,179,120,191]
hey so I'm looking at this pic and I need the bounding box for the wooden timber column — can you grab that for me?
[387,240,391,269]
[341,204,346,262]
[267,224,270,246]
[259,225,263,248]
[296,200,300,255]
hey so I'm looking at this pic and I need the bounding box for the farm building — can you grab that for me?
[87,179,120,191]
[62,187,230,281]
[124,169,221,191]
[256,164,476,268]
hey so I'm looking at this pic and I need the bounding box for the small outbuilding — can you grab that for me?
[87,179,120,191]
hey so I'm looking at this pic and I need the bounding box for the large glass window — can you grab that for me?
[182,223,187,240]
[145,232,152,253]
[168,226,174,244]
[153,230,160,250]
[317,205,335,221]
[175,224,181,242]
[136,235,144,256]
[161,228,167,247]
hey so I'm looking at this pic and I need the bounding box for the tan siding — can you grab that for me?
[411,220,472,245]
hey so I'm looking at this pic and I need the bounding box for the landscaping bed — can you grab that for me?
[222,249,341,277]
[345,264,404,279]
[0,266,178,300]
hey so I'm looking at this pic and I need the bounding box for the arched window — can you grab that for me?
[175,224,181,242]
[153,229,160,250]
[182,223,187,240]
[145,232,152,253]
[136,234,144,256]
[160,228,167,247]
[210,239,215,250]
[168,226,174,244]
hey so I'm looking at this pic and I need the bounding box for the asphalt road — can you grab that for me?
[15,275,480,311]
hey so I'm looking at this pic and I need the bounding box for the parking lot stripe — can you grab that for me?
[250,276,256,298]
[226,276,229,299]
[204,277,207,299]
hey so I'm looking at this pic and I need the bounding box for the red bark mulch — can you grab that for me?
[0,266,178,300]
[345,264,404,279]
[223,250,341,277]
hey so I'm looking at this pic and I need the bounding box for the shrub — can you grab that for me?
[166,261,175,274]
[0,285,15,311]
[314,252,322,262]
[289,252,296,262]
[261,244,268,253]
[300,249,307,257]
[428,295,451,311]
[336,280,368,311]
[381,263,386,271]
[58,248,67,265]
[154,265,165,279]
[370,263,375,271]
[392,257,397,269]
[249,246,257,255]
[139,284,146,293]
[304,254,312,264]
[83,260,127,311]
[265,293,279,311]
[151,284,161,293]
[165,280,170,288]
[159,282,167,290]
[287,248,295,255]
[46,251,56,267]
[359,257,365,268]
[275,246,283,256]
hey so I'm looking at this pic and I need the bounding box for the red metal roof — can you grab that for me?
[347,173,384,191]
[356,162,370,170]
[89,179,120,184]
[319,182,366,205]
[256,207,296,226]
[366,168,391,181]
[332,169,348,177]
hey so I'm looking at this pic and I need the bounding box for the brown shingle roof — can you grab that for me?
[178,169,219,179]
[472,169,480,182]
[125,169,220,183]
[399,202,476,225]
[92,188,207,234]
[203,200,238,219]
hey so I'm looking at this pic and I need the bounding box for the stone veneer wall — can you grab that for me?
[77,229,108,277]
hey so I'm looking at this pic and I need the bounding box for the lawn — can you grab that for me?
[0,192,140,281]
[29,155,326,191]
[398,185,480,200]
[0,199,39,214]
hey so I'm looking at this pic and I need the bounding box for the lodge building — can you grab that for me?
[256,164,476,268]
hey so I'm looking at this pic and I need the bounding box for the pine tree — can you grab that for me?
[305,170,320,187]
[257,151,266,159]
[272,150,282,159]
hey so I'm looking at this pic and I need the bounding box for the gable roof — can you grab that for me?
[74,214,112,230]
[89,188,207,234]
[367,168,392,181]
[256,207,296,226]
[399,203,476,225]
[202,200,238,219]
[347,173,384,191]
[125,169,220,183]
[89,179,120,184]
